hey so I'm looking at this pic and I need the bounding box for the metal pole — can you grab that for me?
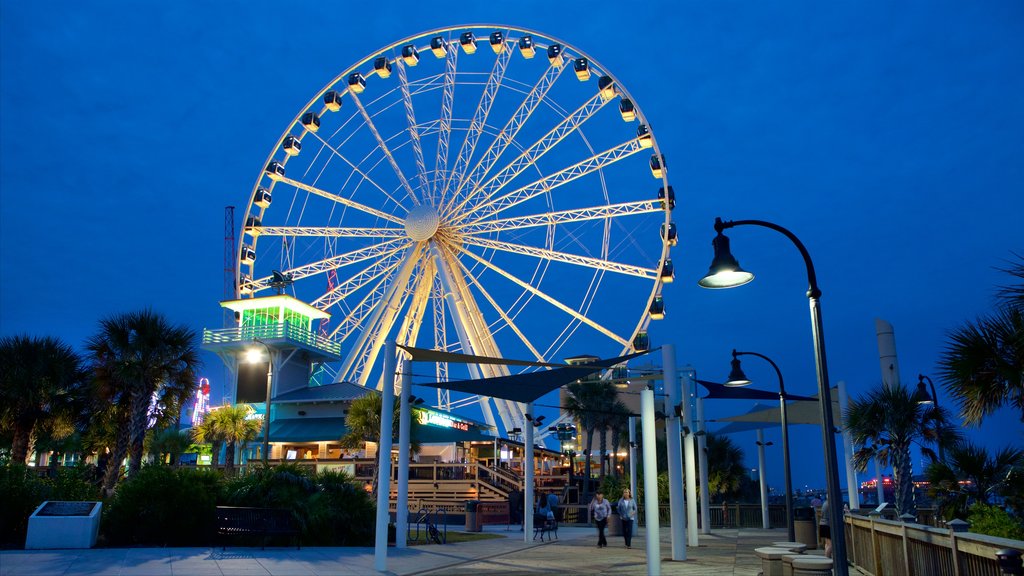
[396,356,411,548]
[681,368,699,546]
[757,430,769,529]
[696,396,710,534]
[663,345,686,559]
[641,388,661,576]
[255,339,273,466]
[628,416,638,507]
[921,375,944,461]
[524,403,535,543]
[838,380,860,510]
[373,341,397,572]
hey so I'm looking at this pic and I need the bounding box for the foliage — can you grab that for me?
[845,382,958,516]
[939,254,1024,425]
[146,427,193,465]
[222,464,374,546]
[0,335,90,464]
[103,465,222,546]
[564,379,617,500]
[87,309,201,489]
[0,465,100,547]
[926,443,1024,520]
[193,405,262,472]
[598,474,625,502]
[966,503,1024,540]
[703,433,746,503]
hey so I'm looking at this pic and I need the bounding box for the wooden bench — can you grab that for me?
[215,506,300,550]
[533,513,558,541]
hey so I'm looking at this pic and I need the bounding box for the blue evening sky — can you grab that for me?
[2,1,1022,493]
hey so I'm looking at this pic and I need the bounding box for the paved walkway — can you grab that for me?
[0,526,833,575]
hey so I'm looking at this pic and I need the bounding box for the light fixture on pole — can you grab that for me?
[247,338,273,465]
[726,349,796,543]
[915,374,944,461]
[698,217,848,576]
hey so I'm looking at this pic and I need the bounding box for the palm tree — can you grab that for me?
[564,379,616,500]
[607,401,631,478]
[339,393,421,496]
[925,442,1024,519]
[146,427,193,465]
[87,309,201,490]
[939,255,1024,425]
[192,405,262,473]
[845,383,960,516]
[0,335,89,463]
[703,433,746,502]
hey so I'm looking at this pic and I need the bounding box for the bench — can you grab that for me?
[215,506,300,550]
[532,513,558,541]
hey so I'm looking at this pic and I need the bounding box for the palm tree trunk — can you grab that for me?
[583,427,596,501]
[599,427,609,482]
[103,423,130,491]
[10,421,34,464]
[611,426,622,479]
[225,441,236,475]
[126,390,151,478]
[210,440,221,467]
[894,444,916,516]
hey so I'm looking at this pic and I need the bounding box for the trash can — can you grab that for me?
[464,500,481,532]
[793,506,817,550]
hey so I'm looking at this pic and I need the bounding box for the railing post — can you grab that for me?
[949,525,962,576]
[871,517,882,576]
[901,521,912,575]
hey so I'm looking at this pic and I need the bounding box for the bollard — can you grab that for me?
[997,549,1023,576]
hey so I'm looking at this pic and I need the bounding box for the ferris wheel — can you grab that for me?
[237,25,676,435]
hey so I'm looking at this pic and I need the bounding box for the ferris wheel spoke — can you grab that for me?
[457,139,644,224]
[461,236,657,280]
[457,200,661,235]
[337,243,425,385]
[454,257,548,364]
[439,41,513,209]
[443,62,568,220]
[255,226,405,238]
[328,274,391,342]
[395,59,432,198]
[246,238,408,292]
[432,40,458,204]
[458,246,630,347]
[468,91,611,213]
[431,275,450,408]
[396,260,436,348]
[348,91,420,206]
[311,252,403,310]
[276,175,404,224]
[306,130,409,210]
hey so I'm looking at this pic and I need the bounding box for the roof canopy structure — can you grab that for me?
[713,386,842,427]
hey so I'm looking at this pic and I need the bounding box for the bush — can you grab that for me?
[967,503,1024,540]
[0,465,100,548]
[103,465,222,546]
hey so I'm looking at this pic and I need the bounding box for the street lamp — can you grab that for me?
[915,374,944,461]
[247,339,273,465]
[726,349,796,543]
[699,217,848,576]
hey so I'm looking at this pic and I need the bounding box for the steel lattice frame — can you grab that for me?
[236,25,674,435]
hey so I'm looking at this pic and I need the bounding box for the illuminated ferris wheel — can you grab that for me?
[236,25,676,435]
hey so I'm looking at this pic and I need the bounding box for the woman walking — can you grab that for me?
[589,491,612,547]
[617,489,638,549]
[819,497,832,558]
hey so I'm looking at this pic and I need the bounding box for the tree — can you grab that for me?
[87,310,201,490]
[339,393,420,496]
[925,442,1024,520]
[939,255,1024,425]
[846,383,959,516]
[146,427,193,465]
[192,405,262,473]
[703,433,746,502]
[564,379,616,500]
[607,401,631,478]
[0,335,89,464]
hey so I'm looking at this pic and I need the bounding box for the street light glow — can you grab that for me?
[245,348,264,364]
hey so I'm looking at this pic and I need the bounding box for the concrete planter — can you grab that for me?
[606,511,622,537]
[25,501,102,549]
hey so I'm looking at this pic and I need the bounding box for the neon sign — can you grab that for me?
[418,410,470,431]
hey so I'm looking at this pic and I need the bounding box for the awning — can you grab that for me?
[269,417,348,442]
[713,404,778,434]
[698,379,817,402]
[714,386,842,427]
[414,350,650,403]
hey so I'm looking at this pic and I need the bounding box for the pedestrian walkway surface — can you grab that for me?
[0,526,833,575]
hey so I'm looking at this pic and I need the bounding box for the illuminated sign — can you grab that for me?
[417,410,470,431]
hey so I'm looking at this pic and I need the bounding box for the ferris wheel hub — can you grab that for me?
[404,203,440,241]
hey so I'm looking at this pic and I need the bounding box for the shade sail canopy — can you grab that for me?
[398,345,567,367]
[714,386,842,427]
[698,379,817,402]
[714,404,779,434]
[414,350,649,403]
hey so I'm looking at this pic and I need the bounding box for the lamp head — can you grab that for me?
[697,230,754,289]
[915,378,934,405]
[725,352,751,387]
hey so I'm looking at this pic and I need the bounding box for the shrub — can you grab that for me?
[967,503,1024,540]
[103,465,222,546]
[0,465,100,548]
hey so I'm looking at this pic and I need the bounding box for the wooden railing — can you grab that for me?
[845,513,1024,575]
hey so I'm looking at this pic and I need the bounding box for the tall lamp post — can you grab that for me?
[698,217,848,576]
[725,349,796,542]
[247,338,274,465]
[915,374,944,462]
